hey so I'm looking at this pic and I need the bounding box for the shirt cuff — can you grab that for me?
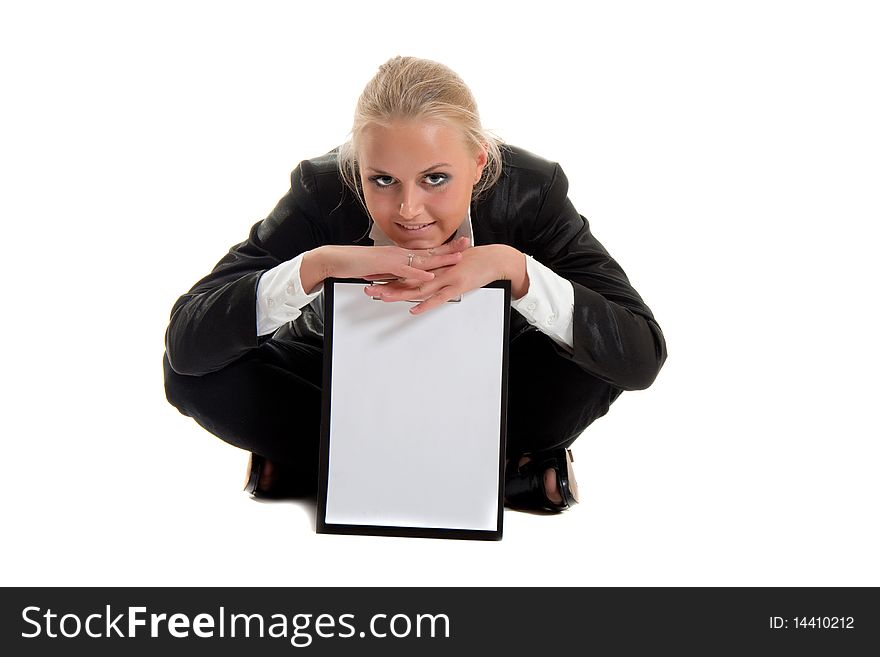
[511,254,575,351]
[255,252,323,336]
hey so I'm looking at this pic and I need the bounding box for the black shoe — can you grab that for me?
[243,453,316,500]
[504,448,579,512]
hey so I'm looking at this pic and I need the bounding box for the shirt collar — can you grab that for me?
[369,206,475,247]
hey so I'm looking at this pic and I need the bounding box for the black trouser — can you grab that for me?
[164,328,622,486]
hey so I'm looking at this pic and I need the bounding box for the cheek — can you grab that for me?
[431,187,470,219]
[364,191,393,218]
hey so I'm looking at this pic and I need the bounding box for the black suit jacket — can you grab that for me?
[164,144,667,391]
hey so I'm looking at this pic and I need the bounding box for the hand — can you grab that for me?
[363,244,528,314]
[300,236,469,293]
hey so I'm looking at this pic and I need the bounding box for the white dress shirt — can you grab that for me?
[255,208,575,350]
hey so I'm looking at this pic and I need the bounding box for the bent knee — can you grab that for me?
[163,352,196,415]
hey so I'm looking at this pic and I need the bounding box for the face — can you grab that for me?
[358,119,487,249]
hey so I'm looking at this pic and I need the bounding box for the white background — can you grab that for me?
[1,0,877,586]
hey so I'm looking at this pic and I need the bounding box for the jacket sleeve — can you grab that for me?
[164,161,327,376]
[523,163,668,391]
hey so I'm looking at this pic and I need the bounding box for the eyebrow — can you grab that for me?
[365,163,452,175]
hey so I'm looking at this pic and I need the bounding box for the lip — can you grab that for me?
[396,222,435,232]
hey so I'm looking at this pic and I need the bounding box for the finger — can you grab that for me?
[410,251,463,272]
[362,279,418,296]
[371,263,455,296]
[392,276,429,288]
[421,235,470,256]
[398,264,436,281]
[410,287,461,314]
[364,280,434,301]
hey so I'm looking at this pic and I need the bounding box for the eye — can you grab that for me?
[369,175,395,188]
[424,173,448,187]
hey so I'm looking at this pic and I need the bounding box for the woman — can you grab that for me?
[163,56,667,513]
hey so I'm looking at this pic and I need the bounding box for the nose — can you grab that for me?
[398,185,424,220]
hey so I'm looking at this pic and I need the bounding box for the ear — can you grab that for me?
[474,143,489,183]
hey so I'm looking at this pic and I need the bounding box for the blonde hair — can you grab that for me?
[337,56,505,217]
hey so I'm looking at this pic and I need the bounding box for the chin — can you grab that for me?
[396,236,442,249]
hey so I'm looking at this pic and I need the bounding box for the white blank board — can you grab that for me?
[318,280,508,539]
